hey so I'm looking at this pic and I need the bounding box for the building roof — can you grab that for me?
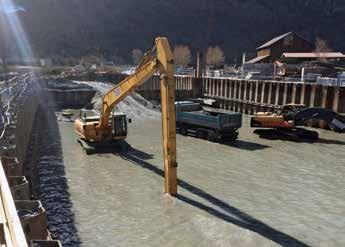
[257,32,293,50]
[245,55,270,64]
[282,52,345,58]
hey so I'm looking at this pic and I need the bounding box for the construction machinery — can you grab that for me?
[176,101,242,142]
[75,37,177,195]
[251,104,345,140]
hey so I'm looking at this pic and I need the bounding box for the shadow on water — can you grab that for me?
[117,147,310,247]
[254,129,345,145]
[28,106,81,246]
[317,138,345,145]
[220,140,270,151]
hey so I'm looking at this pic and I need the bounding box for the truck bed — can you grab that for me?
[176,110,242,131]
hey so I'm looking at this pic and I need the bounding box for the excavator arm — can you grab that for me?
[294,108,345,132]
[98,56,158,129]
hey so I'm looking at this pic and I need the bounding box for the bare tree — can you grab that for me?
[173,45,192,66]
[314,37,332,61]
[206,46,225,66]
[132,49,143,65]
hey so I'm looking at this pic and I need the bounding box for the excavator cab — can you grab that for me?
[75,109,128,146]
[111,113,128,137]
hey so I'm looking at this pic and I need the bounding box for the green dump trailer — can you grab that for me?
[176,101,242,141]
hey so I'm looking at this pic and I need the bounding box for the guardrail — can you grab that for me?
[0,73,32,140]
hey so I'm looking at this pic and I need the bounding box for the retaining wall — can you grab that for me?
[0,74,62,246]
[136,75,201,101]
[203,77,345,114]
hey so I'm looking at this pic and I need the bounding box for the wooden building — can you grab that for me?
[246,32,313,64]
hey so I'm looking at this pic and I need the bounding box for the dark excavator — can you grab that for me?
[251,104,345,140]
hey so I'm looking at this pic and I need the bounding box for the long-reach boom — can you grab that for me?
[75,37,177,195]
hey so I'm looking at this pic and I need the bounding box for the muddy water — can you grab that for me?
[47,114,345,247]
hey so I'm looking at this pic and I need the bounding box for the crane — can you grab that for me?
[74,37,178,195]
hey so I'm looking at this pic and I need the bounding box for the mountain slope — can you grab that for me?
[12,0,345,62]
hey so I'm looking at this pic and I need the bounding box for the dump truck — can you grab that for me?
[176,101,242,141]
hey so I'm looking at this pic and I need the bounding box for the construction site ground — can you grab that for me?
[24,80,343,247]
[34,105,345,247]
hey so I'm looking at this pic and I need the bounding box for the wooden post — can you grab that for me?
[249,81,253,102]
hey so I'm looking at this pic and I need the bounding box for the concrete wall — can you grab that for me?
[203,77,345,114]
[15,88,40,165]
[136,75,202,100]
[0,75,59,245]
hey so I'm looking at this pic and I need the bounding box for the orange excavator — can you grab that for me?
[251,104,345,140]
[74,37,178,195]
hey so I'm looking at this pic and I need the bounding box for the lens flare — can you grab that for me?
[0,0,34,62]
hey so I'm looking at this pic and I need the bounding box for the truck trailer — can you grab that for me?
[176,101,242,142]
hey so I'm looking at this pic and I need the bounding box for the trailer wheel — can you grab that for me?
[207,130,216,142]
[180,126,188,136]
[196,129,205,139]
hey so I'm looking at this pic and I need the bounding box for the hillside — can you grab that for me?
[12,0,345,63]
